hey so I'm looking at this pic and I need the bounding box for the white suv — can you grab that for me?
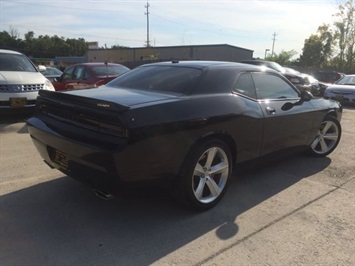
[0,49,55,109]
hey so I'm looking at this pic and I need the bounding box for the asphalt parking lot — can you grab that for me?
[1,107,354,266]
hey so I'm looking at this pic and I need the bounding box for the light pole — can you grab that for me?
[264,49,270,59]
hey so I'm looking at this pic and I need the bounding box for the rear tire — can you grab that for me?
[309,115,341,157]
[175,139,232,210]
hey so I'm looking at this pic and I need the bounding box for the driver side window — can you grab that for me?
[62,66,75,81]
[252,73,299,99]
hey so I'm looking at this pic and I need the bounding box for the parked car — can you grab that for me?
[53,62,130,91]
[27,61,342,210]
[42,66,63,82]
[313,70,345,84]
[323,74,355,104]
[241,60,319,93]
[0,49,55,110]
[283,67,321,96]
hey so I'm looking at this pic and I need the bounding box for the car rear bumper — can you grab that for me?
[26,117,180,193]
[27,117,126,193]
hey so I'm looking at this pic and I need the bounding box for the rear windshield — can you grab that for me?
[0,53,37,72]
[107,65,202,94]
[91,65,130,76]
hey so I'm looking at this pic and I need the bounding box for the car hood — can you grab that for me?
[65,85,179,107]
[0,71,46,84]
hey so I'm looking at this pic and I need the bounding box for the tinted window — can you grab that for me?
[108,65,202,94]
[91,65,130,76]
[233,73,256,98]
[192,67,239,94]
[0,53,37,72]
[252,73,299,99]
[62,66,75,81]
[74,66,86,80]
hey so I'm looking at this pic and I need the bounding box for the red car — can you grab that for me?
[53,62,130,91]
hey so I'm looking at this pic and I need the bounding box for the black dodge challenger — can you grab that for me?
[27,61,342,210]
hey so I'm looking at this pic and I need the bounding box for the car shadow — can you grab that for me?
[0,154,331,265]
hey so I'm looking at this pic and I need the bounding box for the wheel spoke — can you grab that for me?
[319,138,329,153]
[206,177,222,197]
[311,136,320,150]
[210,161,228,175]
[194,177,206,200]
[193,162,204,176]
[323,132,338,141]
[321,121,332,134]
[205,148,217,169]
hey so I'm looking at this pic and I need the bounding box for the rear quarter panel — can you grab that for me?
[114,94,264,181]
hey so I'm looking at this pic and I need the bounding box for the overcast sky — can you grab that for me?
[0,0,342,58]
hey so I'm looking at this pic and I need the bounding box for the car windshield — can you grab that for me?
[107,65,202,94]
[336,75,355,86]
[91,65,130,76]
[0,53,37,72]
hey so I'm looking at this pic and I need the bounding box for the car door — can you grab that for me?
[71,65,92,89]
[53,65,75,91]
[231,72,264,162]
[251,72,315,156]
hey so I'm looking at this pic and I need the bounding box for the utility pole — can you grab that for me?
[271,32,277,57]
[145,1,150,47]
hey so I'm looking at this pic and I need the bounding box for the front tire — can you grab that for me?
[309,115,341,157]
[175,139,232,210]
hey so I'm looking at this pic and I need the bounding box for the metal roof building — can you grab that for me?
[87,44,253,67]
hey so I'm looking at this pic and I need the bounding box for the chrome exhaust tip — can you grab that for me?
[94,190,115,200]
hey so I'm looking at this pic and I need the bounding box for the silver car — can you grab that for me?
[324,74,355,104]
[0,49,55,110]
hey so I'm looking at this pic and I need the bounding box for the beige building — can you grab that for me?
[87,44,253,67]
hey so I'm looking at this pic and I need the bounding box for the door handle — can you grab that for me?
[266,106,276,115]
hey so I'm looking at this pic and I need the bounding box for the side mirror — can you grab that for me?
[282,91,313,111]
[38,65,47,72]
[300,91,313,102]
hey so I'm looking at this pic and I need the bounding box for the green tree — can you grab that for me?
[1,28,88,58]
[299,24,334,68]
[265,49,297,65]
[333,0,355,72]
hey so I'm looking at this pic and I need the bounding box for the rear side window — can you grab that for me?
[108,65,202,94]
[252,73,299,99]
[233,73,256,98]
[73,66,86,80]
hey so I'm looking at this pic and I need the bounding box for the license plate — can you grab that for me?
[53,149,68,170]
[10,97,27,107]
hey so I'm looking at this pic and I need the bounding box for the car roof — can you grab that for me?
[141,60,273,72]
[70,62,125,67]
[241,59,267,64]
[0,49,23,55]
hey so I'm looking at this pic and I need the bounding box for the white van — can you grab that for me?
[0,49,55,109]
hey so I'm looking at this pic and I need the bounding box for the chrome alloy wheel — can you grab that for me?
[311,119,340,155]
[192,147,229,204]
